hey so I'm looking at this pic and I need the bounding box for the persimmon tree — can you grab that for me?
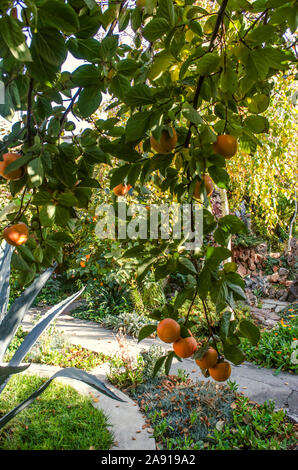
[0,0,297,377]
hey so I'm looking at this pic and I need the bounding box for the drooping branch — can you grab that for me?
[184,0,229,148]
[59,87,82,136]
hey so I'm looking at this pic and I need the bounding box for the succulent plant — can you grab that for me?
[0,241,121,429]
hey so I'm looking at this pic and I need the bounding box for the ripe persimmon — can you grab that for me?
[193,175,214,199]
[212,134,237,158]
[157,318,181,343]
[209,361,231,382]
[173,336,197,358]
[3,222,29,247]
[150,129,177,155]
[113,184,132,196]
[0,153,24,181]
[195,347,218,369]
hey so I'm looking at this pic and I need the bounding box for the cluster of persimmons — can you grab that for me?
[0,132,237,258]
[113,129,237,201]
[157,318,231,382]
[0,152,29,247]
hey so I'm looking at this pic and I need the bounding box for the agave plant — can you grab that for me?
[0,241,122,430]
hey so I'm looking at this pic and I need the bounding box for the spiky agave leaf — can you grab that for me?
[0,288,85,394]
[0,241,14,325]
[0,367,124,429]
[0,364,30,377]
[0,264,56,363]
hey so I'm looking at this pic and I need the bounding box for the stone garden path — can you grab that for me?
[21,300,298,450]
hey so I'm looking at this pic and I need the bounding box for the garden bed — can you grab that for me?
[128,375,298,450]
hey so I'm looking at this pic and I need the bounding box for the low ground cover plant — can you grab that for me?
[0,374,113,450]
[128,375,297,450]
[5,326,108,371]
[242,305,298,374]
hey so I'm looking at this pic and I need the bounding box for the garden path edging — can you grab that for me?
[19,363,156,451]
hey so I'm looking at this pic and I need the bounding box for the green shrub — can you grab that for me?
[100,311,153,338]
[242,312,298,373]
[73,278,133,320]
[208,396,296,450]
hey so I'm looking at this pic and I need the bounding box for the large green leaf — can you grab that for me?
[31,28,67,67]
[72,64,101,86]
[0,241,14,325]
[143,18,170,42]
[238,320,260,346]
[77,86,102,117]
[0,265,56,363]
[0,16,32,62]
[38,0,80,34]
[138,324,157,343]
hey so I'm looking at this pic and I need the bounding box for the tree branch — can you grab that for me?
[184,0,229,148]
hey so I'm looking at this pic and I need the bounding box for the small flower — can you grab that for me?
[100,282,104,286]
[80,261,86,268]
[86,254,91,260]
[288,309,294,312]
[293,338,297,341]
[275,333,278,336]
[276,351,282,354]
[93,278,97,281]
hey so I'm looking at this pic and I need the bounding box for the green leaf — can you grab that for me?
[177,257,197,275]
[208,166,229,189]
[110,74,131,100]
[158,0,175,27]
[244,115,269,134]
[126,111,151,142]
[182,103,203,125]
[83,0,97,9]
[205,246,231,271]
[72,64,100,87]
[138,324,157,342]
[238,320,260,346]
[223,344,245,365]
[32,28,67,67]
[117,59,139,77]
[219,311,231,341]
[197,269,211,299]
[246,94,270,114]
[196,52,220,76]
[32,190,53,206]
[110,165,130,189]
[124,84,156,107]
[153,355,167,377]
[218,215,247,234]
[147,51,175,81]
[143,18,170,42]
[220,67,238,95]
[54,206,71,227]
[56,192,79,207]
[0,16,32,62]
[164,351,175,375]
[38,0,80,34]
[27,158,44,188]
[77,86,102,117]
